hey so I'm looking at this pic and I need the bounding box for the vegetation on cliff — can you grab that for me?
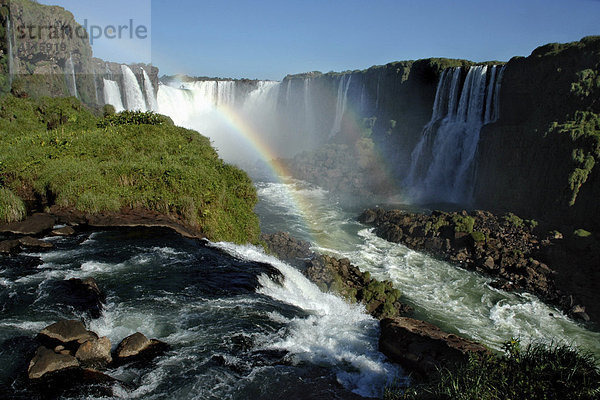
[475,36,600,230]
[386,340,600,400]
[0,95,260,243]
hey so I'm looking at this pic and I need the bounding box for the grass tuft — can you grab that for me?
[385,339,600,400]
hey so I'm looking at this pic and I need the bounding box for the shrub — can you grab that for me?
[470,231,486,242]
[102,104,116,118]
[97,110,174,128]
[452,214,475,233]
[504,212,524,228]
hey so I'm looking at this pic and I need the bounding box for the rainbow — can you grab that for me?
[157,79,399,249]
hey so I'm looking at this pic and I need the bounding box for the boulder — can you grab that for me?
[0,213,56,236]
[51,226,76,236]
[261,231,314,267]
[0,239,21,254]
[115,332,168,363]
[28,346,80,379]
[52,278,106,319]
[38,320,97,348]
[75,336,112,368]
[379,317,489,378]
[18,236,54,249]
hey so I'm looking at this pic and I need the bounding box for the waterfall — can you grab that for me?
[121,65,147,111]
[7,17,14,84]
[141,68,159,111]
[65,53,78,98]
[375,74,381,110]
[406,65,505,204]
[216,80,235,106]
[92,69,99,104]
[303,78,314,136]
[330,74,352,137]
[103,79,125,112]
[285,79,292,106]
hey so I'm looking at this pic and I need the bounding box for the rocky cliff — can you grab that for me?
[0,0,159,108]
[474,37,600,230]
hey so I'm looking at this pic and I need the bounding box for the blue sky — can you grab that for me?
[40,0,600,80]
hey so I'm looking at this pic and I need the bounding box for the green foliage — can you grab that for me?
[503,212,524,228]
[574,229,592,238]
[452,215,475,234]
[470,231,486,243]
[386,340,600,400]
[102,104,116,118]
[548,111,600,206]
[0,95,260,243]
[98,111,174,128]
[526,219,539,229]
[0,187,26,223]
[360,117,376,138]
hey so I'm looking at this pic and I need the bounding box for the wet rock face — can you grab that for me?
[359,208,595,322]
[75,336,112,368]
[28,346,80,380]
[114,332,169,365]
[379,317,489,379]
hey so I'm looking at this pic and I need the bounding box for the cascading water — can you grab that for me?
[64,53,79,98]
[121,65,147,111]
[303,78,314,136]
[330,75,352,138]
[103,78,125,112]
[7,17,15,84]
[92,69,99,104]
[142,68,159,111]
[406,65,505,204]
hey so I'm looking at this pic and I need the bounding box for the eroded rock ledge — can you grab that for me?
[359,208,597,322]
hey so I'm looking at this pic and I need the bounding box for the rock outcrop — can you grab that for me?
[262,231,413,320]
[359,208,596,322]
[379,317,489,379]
[260,231,314,267]
[306,254,413,319]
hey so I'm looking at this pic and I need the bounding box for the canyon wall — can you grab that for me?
[0,0,159,109]
[474,37,600,230]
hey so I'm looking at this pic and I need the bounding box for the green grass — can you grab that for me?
[0,95,260,243]
[0,187,26,223]
[385,339,600,400]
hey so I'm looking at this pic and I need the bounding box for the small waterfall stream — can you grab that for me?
[406,65,506,204]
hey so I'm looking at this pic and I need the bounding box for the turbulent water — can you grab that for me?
[0,226,401,399]
[255,179,600,356]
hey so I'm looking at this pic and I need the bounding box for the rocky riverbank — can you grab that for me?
[358,208,598,323]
